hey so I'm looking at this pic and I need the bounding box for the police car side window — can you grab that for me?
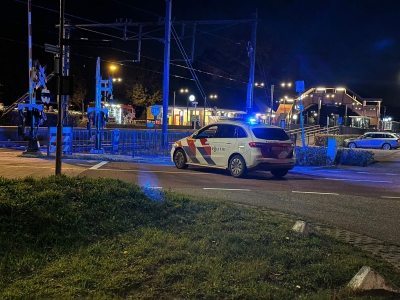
[196,125,218,138]
[237,126,247,138]
[215,124,236,138]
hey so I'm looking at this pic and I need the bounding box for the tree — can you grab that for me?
[69,64,87,114]
[126,83,161,119]
[124,59,163,119]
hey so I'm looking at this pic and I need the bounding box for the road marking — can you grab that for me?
[203,188,250,191]
[92,168,218,175]
[89,161,109,169]
[357,171,397,176]
[292,191,339,195]
[381,196,400,199]
[324,178,393,183]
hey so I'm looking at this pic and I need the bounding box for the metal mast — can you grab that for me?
[162,0,172,134]
[246,10,258,114]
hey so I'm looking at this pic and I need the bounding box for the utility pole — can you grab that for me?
[269,84,274,124]
[162,0,172,134]
[55,0,65,175]
[28,0,33,105]
[296,80,306,150]
[246,10,257,114]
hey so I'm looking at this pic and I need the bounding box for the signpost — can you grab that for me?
[44,43,61,54]
[296,80,306,150]
[151,105,161,132]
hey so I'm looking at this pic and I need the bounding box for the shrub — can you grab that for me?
[295,146,332,166]
[336,148,375,166]
[295,146,375,167]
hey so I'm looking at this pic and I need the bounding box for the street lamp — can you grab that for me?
[172,88,189,125]
[281,82,292,88]
[188,95,197,129]
[205,94,218,126]
[109,65,117,78]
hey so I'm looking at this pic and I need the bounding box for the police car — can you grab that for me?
[171,119,295,178]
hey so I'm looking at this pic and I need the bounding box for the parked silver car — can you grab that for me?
[344,132,400,150]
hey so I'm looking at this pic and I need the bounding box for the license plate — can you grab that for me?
[271,146,284,151]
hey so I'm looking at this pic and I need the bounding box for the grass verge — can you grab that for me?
[1,175,399,299]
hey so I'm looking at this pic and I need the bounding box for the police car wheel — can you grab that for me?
[229,155,247,178]
[271,169,288,178]
[174,149,188,169]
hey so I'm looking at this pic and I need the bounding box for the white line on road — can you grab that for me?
[89,161,109,169]
[324,178,393,183]
[92,168,218,175]
[203,188,251,191]
[292,191,339,195]
[381,196,400,199]
[357,171,397,176]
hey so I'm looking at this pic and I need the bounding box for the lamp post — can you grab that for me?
[173,88,188,125]
[188,95,196,128]
[208,94,218,126]
[279,82,296,126]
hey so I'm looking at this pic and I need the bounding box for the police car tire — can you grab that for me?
[271,169,288,177]
[229,155,247,178]
[174,149,188,169]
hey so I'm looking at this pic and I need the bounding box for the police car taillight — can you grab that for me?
[249,142,295,148]
[249,142,264,147]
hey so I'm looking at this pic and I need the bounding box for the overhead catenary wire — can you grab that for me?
[171,24,212,109]
[8,0,254,106]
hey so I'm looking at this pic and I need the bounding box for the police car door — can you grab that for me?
[191,125,218,165]
[211,124,237,167]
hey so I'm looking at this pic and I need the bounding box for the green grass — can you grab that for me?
[1,175,400,299]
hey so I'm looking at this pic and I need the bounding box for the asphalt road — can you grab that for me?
[1,148,400,248]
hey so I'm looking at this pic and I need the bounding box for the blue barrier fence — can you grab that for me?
[51,128,193,158]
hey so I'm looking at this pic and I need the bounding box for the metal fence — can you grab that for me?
[69,129,192,157]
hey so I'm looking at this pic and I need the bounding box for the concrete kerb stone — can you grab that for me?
[292,220,320,236]
[347,265,400,293]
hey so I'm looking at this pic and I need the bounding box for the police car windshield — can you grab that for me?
[252,128,289,141]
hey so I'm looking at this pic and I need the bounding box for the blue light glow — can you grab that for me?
[249,117,257,124]
[138,164,165,202]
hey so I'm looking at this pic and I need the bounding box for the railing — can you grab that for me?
[69,129,192,157]
[288,125,340,146]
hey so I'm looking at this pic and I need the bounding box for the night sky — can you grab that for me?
[1,0,400,119]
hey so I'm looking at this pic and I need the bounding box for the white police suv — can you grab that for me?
[170,119,295,178]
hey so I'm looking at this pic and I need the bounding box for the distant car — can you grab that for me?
[343,132,400,150]
[170,119,295,178]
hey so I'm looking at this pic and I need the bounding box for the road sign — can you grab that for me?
[63,39,112,47]
[296,80,305,93]
[44,43,60,54]
[151,105,161,117]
